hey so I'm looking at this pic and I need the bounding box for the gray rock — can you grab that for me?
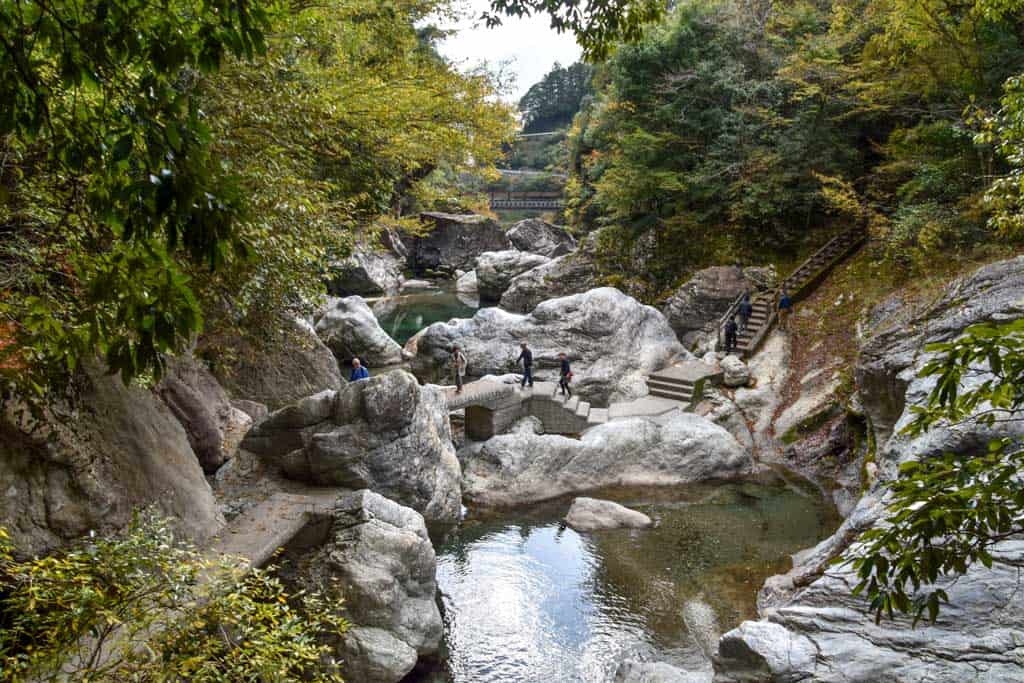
[408,287,685,403]
[719,355,750,388]
[299,490,442,682]
[616,659,711,683]
[0,366,223,556]
[315,296,405,367]
[463,413,752,506]
[326,249,404,297]
[564,497,653,531]
[662,266,777,346]
[241,370,461,521]
[400,279,436,292]
[407,213,511,273]
[213,317,343,410]
[231,399,268,422]
[455,269,478,293]
[507,218,577,257]
[474,250,551,301]
[499,232,604,313]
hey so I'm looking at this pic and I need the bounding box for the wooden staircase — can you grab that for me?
[717,226,867,358]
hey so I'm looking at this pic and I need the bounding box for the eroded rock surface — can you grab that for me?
[463,413,752,506]
[565,497,653,532]
[499,232,604,313]
[326,249,404,297]
[408,213,510,273]
[314,296,405,367]
[408,287,685,403]
[241,370,461,521]
[474,250,551,301]
[507,218,577,257]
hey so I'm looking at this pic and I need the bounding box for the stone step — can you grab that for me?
[648,386,694,403]
[566,396,580,412]
[576,400,591,417]
[588,408,609,424]
[647,378,694,394]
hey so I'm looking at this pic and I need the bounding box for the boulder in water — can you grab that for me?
[314,296,405,367]
[241,370,461,521]
[564,497,653,531]
[474,250,551,301]
[507,218,577,257]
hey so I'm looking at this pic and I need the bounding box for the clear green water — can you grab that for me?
[420,471,838,682]
[372,286,479,346]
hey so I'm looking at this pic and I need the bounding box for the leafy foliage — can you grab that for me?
[0,514,348,681]
[845,318,1024,624]
[519,62,594,133]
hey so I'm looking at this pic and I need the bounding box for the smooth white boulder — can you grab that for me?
[564,497,653,532]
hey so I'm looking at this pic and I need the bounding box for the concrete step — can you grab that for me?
[576,400,591,417]
[566,396,580,412]
[588,408,609,424]
[646,378,694,393]
[648,386,694,403]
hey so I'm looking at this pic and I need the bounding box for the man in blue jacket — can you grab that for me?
[350,357,370,382]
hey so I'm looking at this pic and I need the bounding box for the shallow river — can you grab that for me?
[418,471,838,682]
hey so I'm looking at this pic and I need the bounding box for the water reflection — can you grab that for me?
[372,285,479,346]
[426,473,838,682]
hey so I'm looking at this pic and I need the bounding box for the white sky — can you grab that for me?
[435,0,583,103]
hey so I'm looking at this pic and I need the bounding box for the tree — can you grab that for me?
[519,62,594,133]
[845,318,1024,624]
[0,514,348,681]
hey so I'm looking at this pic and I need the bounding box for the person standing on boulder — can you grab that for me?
[451,345,468,394]
[350,357,370,382]
[778,290,793,331]
[724,316,739,353]
[558,352,573,397]
[516,342,534,389]
[738,293,753,332]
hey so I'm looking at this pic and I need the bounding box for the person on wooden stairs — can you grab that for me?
[724,316,739,353]
[738,293,753,332]
[559,352,573,397]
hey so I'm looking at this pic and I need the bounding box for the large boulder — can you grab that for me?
[714,257,1024,683]
[408,287,686,403]
[462,413,753,506]
[241,370,461,521]
[210,317,343,409]
[314,296,405,367]
[662,266,777,347]
[565,497,653,532]
[499,232,604,312]
[474,250,551,302]
[0,367,224,557]
[297,490,442,682]
[326,250,404,297]
[158,354,252,473]
[507,218,577,257]
[407,213,511,273]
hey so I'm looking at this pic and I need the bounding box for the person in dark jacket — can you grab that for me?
[724,317,739,353]
[350,357,369,381]
[516,342,534,388]
[558,352,572,397]
[778,290,793,331]
[738,293,753,332]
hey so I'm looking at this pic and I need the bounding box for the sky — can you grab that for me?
[435,0,582,103]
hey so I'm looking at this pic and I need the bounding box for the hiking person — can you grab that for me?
[738,293,753,332]
[778,290,793,331]
[558,352,573,397]
[724,316,739,353]
[451,345,468,394]
[350,357,369,382]
[516,341,534,388]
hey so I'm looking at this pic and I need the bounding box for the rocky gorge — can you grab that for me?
[3,208,1023,682]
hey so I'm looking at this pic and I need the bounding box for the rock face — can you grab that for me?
[326,249,404,297]
[314,296,405,367]
[408,213,511,273]
[499,232,604,313]
[158,354,252,473]
[565,497,653,532]
[714,257,1024,683]
[0,367,223,556]
[212,317,343,409]
[409,288,685,403]
[662,266,777,346]
[300,490,442,682]
[474,250,551,301]
[463,413,752,506]
[507,218,577,257]
[719,355,750,388]
[241,370,461,521]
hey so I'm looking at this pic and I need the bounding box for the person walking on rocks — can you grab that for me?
[778,290,793,331]
[451,345,468,394]
[350,357,370,382]
[724,316,739,353]
[738,293,753,332]
[558,352,573,397]
[516,342,534,389]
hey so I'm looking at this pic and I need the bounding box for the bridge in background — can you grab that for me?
[487,189,564,211]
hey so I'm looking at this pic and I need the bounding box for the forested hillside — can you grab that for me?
[563,0,1024,298]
